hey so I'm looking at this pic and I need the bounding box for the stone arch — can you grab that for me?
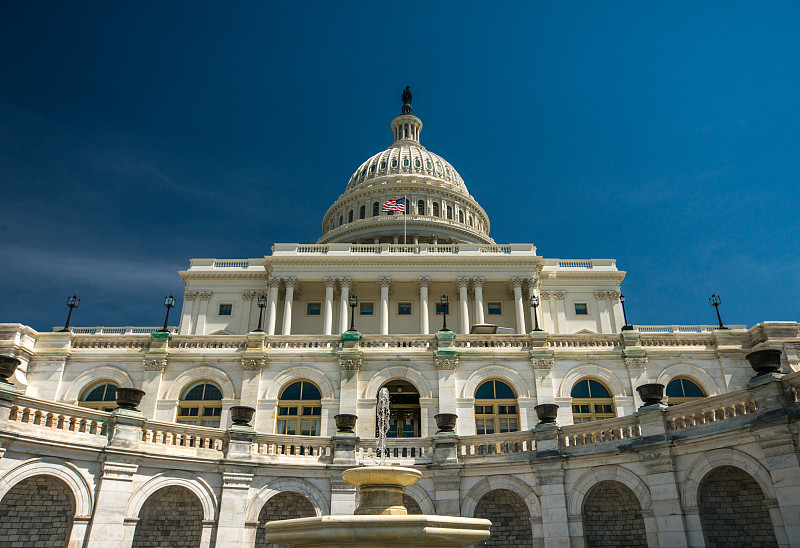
[164,366,236,401]
[582,481,648,547]
[0,475,76,547]
[62,366,134,403]
[557,364,627,398]
[567,465,652,517]
[246,478,329,522]
[363,365,433,400]
[126,471,217,521]
[681,448,777,508]
[698,465,779,547]
[131,485,204,548]
[263,366,336,401]
[461,366,531,399]
[656,364,721,397]
[0,457,92,517]
[461,475,541,518]
[404,484,436,515]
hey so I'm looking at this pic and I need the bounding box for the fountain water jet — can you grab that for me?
[265,388,491,547]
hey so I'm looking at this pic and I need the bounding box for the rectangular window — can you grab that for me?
[574,303,588,315]
[398,302,412,315]
[487,303,502,315]
[435,303,449,315]
[360,302,374,315]
[307,303,321,315]
[218,303,232,316]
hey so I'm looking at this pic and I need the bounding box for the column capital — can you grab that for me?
[472,276,484,287]
[283,277,297,289]
[379,276,392,288]
[624,356,648,370]
[199,291,212,300]
[435,356,458,370]
[324,276,337,288]
[418,276,430,288]
[241,357,266,372]
[595,290,607,299]
[267,276,280,288]
[339,356,362,371]
[143,357,168,372]
[339,276,351,288]
[457,277,470,288]
[184,291,199,300]
[607,291,621,302]
[540,291,552,299]
[554,291,566,300]
[242,291,256,300]
[511,277,525,289]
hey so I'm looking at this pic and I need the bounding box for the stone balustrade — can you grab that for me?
[140,421,225,453]
[354,437,434,464]
[458,431,536,459]
[252,433,333,460]
[6,396,108,443]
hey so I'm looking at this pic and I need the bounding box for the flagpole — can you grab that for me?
[404,194,407,245]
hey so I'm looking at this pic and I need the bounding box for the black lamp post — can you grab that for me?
[348,294,358,331]
[255,294,267,332]
[620,294,634,331]
[529,294,542,331]
[709,294,727,329]
[59,295,80,332]
[440,295,450,331]
[160,295,175,332]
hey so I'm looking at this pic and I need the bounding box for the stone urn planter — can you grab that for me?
[230,405,255,426]
[334,413,358,433]
[115,388,145,411]
[534,403,559,424]
[636,383,665,406]
[0,356,21,384]
[745,349,783,376]
[434,413,458,433]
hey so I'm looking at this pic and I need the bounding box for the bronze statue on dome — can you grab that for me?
[401,86,412,114]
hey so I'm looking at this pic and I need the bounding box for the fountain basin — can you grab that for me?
[343,466,422,515]
[265,514,492,547]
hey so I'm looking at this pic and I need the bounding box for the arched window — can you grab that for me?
[277,380,322,436]
[474,380,518,434]
[348,209,354,223]
[373,202,380,216]
[338,215,343,226]
[79,381,118,411]
[417,200,425,215]
[468,216,473,227]
[359,205,366,219]
[459,210,464,223]
[570,379,615,423]
[432,203,440,217]
[446,205,453,219]
[177,382,222,427]
[666,377,705,406]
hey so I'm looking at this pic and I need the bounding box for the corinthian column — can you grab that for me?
[419,276,430,334]
[339,277,351,332]
[473,277,485,325]
[512,277,526,335]
[379,276,391,335]
[458,277,470,334]
[266,277,279,336]
[323,277,336,335]
[282,277,296,335]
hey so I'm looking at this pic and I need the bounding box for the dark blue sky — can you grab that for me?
[1,2,798,331]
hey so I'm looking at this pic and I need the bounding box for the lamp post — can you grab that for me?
[620,294,633,331]
[529,294,542,331]
[160,295,175,332]
[440,295,450,331]
[59,295,80,332]
[348,294,358,331]
[255,294,267,332]
[709,294,727,329]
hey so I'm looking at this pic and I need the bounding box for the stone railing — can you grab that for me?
[270,243,538,256]
[635,325,746,333]
[664,391,757,432]
[140,420,225,453]
[6,396,109,443]
[360,335,436,349]
[355,437,434,464]
[547,334,622,349]
[453,335,531,349]
[458,431,535,459]
[187,258,264,269]
[265,336,342,349]
[252,433,333,461]
[559,415,642,452]
[170,336,248,350]
[54,326,178,335]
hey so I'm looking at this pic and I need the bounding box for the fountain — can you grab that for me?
[265,388,492,547]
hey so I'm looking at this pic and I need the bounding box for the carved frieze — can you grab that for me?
[435,357,458,370]
[184,291,199,300]
[758,437,796,458]
[536,469,564,485]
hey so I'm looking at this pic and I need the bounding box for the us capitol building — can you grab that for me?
[1,91,799,548]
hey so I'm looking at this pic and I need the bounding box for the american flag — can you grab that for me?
[381,198,406,212]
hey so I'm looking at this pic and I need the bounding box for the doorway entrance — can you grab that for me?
[379,380,421,438]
